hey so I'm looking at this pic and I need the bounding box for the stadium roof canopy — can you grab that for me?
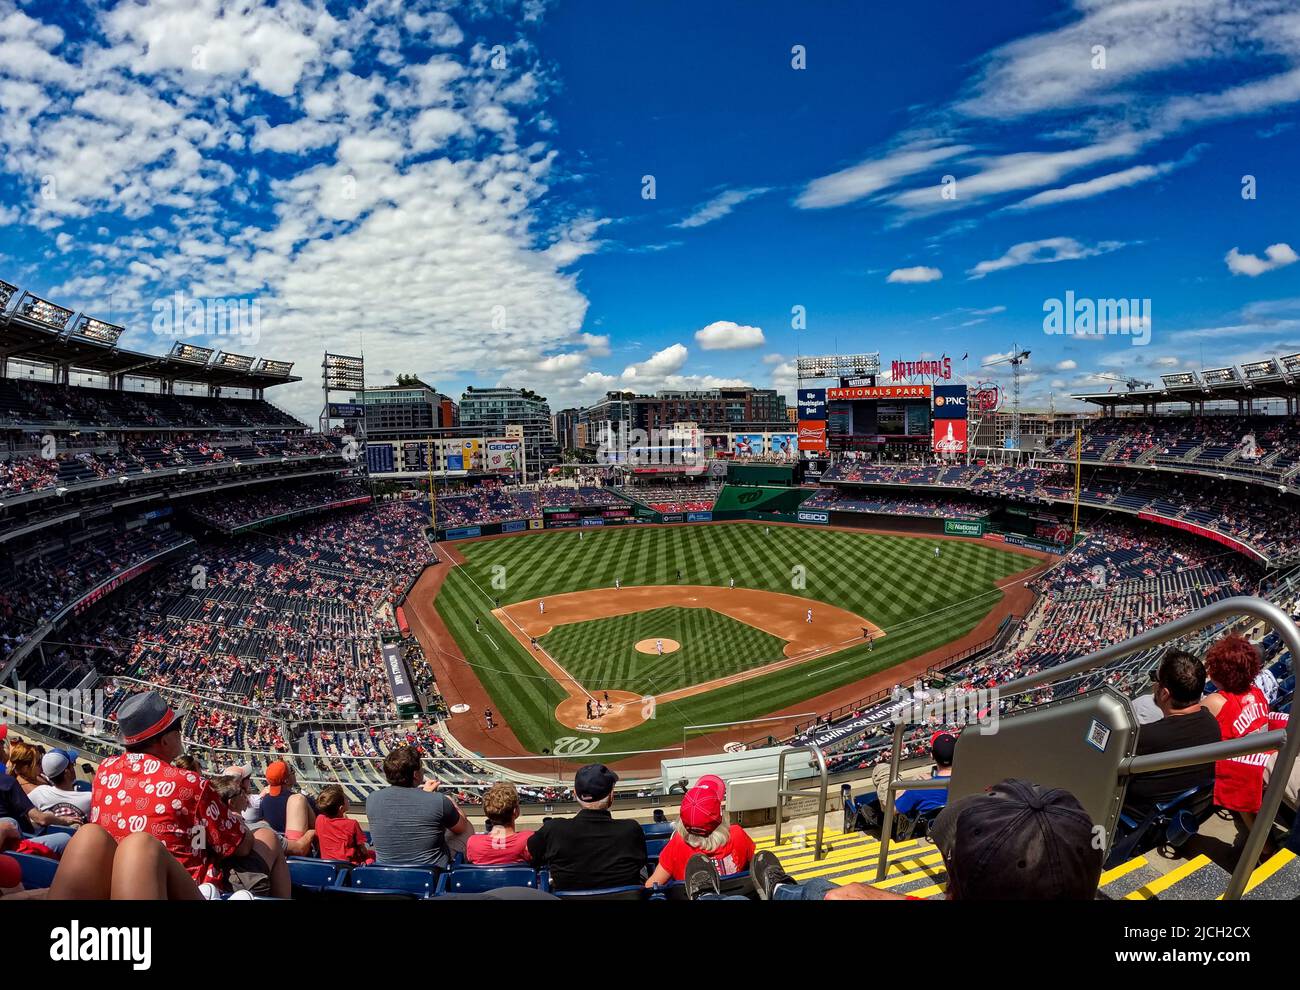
[1071,355,1300,412]
[0,280,300,390]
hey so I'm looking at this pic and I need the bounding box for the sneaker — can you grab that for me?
[751,849,797,901]
[684,853,721,900]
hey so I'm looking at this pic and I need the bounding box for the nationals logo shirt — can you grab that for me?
[90,753,247,884]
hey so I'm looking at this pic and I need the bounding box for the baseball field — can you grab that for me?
[419,522,1043,761]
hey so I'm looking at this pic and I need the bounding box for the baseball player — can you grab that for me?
[935,546,941,559]
[806,608,813,624]
[615,577,621,590]
[656,639,663,656]
[729,577,734,590]
[539,599,545,614]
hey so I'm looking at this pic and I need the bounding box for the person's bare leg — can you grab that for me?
[252,828,291,898]
[46,824,115,900]
[111,832,203,900]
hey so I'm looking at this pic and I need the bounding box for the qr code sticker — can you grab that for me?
[1085,719,1111,752]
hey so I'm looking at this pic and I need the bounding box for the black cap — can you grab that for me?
[574,763,619,802]
[931,778,1102,900]
[931,732,957,766]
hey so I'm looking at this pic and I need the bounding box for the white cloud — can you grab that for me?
[674,187,769,229]
[967,236,1127,279]
[1054,359,1077,371]
[1010,162,1171,211]
[796,141,971,209]
[694,320,765,350]
[886,265,942,284]
[1225,243,1299,277]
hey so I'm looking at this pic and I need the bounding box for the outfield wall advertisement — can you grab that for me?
[944,519,985,537]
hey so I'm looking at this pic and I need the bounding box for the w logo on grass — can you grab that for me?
[552,736,600,757]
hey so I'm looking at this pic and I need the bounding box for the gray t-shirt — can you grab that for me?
[365,786,462,868]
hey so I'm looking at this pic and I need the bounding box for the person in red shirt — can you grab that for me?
[1202,635,1290,846]
[466,782,533,865]
[89,690,289,896]
[314,785,374,865]
[645,775,754,886]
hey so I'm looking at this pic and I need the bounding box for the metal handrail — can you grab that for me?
[871,595,1299,900]
[774,744,829,860]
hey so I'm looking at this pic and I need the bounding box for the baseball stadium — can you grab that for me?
[2,6,1299,956]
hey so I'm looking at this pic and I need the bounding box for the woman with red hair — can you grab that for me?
[1202,634,1290,840]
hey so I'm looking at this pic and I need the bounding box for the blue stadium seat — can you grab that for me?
[6,851,57,889]
[436,866,539,895]
[347,864,439,898]
[318,885,421,901]
[646,837,669,860]
[641,821,673,839]
[551,883,649,901]
[1106,785,1215,868]
[288,857,345,891]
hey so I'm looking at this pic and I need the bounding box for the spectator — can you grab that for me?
[89,690,289,897]
[314,784,373,865]
[259,760,317,856]
[527,764,647,891]
[44,824,207,900]
[26,749,92,825]
[0,755,76,856]
[465,782,533,865]
[366,745,470,868]
[645,775,753,886]
[6,741,45,794]
[859,732,955,830]
[731,779,1102,901]
[1121,651,1220,819]
[1202,634,1290,845]
[0,724,8,774]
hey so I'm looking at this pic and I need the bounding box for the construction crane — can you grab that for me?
[982,346,1031,451]
[1091,372,1155,391]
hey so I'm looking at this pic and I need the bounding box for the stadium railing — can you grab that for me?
[870,595,1300,900]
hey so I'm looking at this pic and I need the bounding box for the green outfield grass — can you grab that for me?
[432,523,1037,757]
[541,605,789,696]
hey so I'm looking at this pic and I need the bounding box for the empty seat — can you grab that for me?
[287,857,345,891]
[6,851,57,889]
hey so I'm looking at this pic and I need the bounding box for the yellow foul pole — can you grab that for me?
[427,437,437,532]
[1072,427,1082,543]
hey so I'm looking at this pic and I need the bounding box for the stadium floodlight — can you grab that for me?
[214,351,255,372]
[323,352,365,391]
[0,278,17,311]
[1279,352,1300,376]
[71,314,126,347]
[1200,367,1239,386]
[257,358,294,376]
[1160,372,1198,388]
[168,341,215,365]
[796,353,881,380]
[1241,359,1280,380]
[16,291,74,331]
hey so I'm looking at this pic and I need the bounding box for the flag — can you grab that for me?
[962,352,968,360]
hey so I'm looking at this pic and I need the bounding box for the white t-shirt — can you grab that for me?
[26,784,92,819]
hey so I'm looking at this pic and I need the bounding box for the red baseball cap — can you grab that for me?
[0,724,8,742]
[265,760,290,796]
[695,774,726,797]
[679,785,723,835]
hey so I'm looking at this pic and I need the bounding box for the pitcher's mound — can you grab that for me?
[635,638,680,655]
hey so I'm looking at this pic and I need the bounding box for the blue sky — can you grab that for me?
[1,0,1298,421]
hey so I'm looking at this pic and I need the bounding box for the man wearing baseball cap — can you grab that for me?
[527,763,647,891]
[747,778,1102,900]
[259,760,317,856]
[27,749,91,824]
[645,774,755,887]
[89,690,290,896]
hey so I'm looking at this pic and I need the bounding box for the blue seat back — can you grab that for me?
[437,866,538,894]
[349,864,439,897]
[641,821,673,839]
[7,851,57,889]
[288,858,342,889]
[552,883,648,901]
[646,837,669,860]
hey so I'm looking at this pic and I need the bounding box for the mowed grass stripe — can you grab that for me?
[440,524,1030,752]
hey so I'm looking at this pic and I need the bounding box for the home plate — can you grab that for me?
[635,638,680,655]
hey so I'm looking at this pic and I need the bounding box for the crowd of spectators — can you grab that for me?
[188,480,370,529]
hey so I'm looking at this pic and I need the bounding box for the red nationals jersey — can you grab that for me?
[91,753,246,885]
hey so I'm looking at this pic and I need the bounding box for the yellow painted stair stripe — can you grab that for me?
[904,880,948,899]
[1215,848,1297,900]
[815,850,948,890]
[1124,854,1212,900]
[1099,856,1150,888]
[782,842,932,880]
[774,837,923,870]
[755,832,878,853]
